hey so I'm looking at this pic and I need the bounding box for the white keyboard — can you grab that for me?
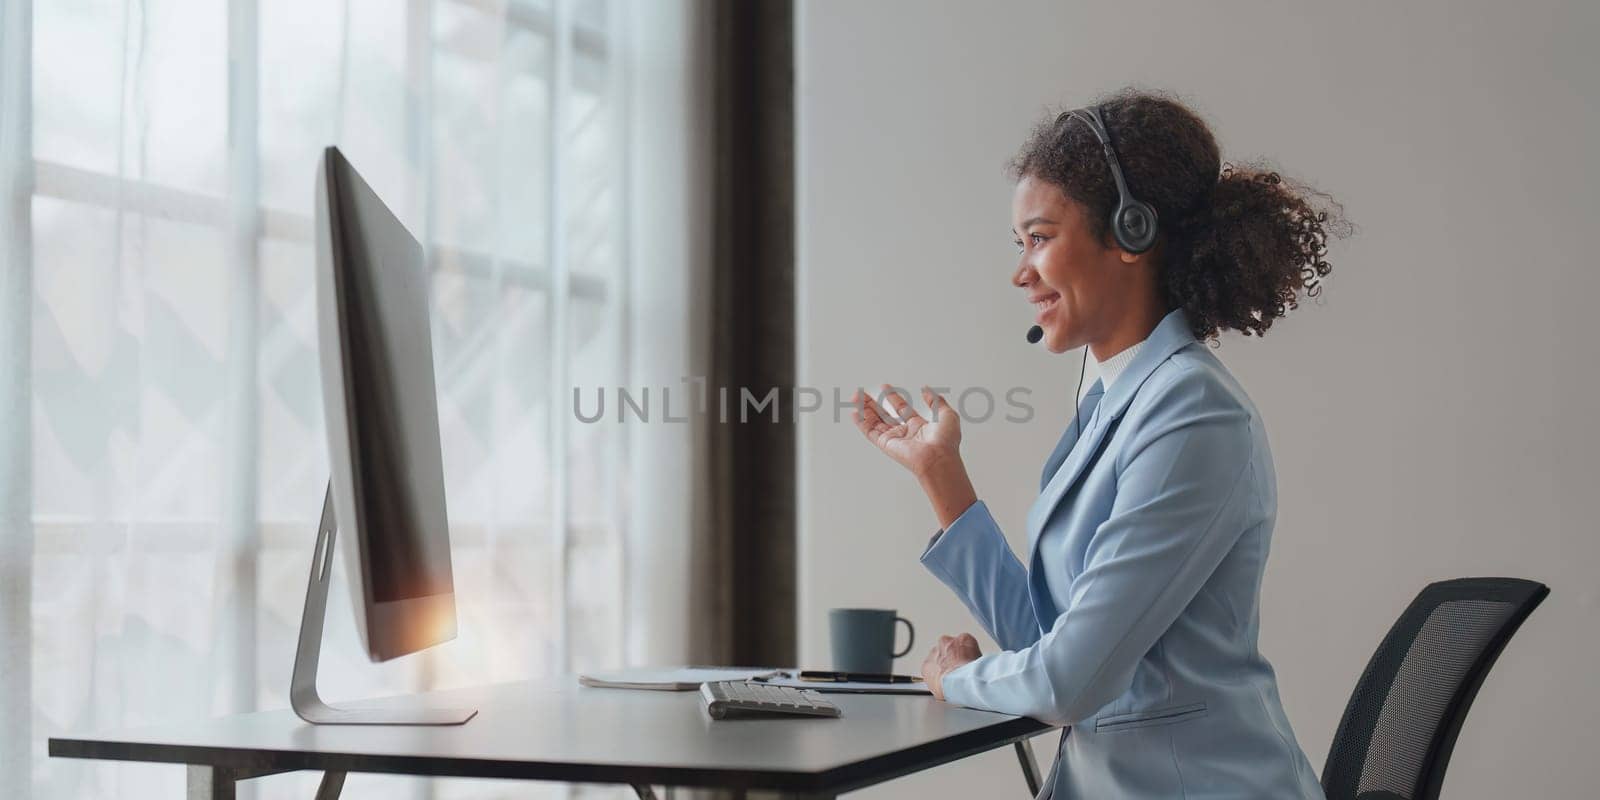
[699,680,842,720]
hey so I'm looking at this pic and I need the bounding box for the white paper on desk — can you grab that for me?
[758,676,932,695]
[577,667,784,691]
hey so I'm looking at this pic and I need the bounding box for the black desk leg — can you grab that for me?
[1015,740,1043,797]
[315,770,347,799]
[184,765,344,799]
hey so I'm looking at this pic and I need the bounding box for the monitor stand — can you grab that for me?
[290,483,477,725]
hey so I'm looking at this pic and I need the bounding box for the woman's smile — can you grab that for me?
[1029,290,1061,323]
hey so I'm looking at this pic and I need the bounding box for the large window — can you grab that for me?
[10,0,632,796]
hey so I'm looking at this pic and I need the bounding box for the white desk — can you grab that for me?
[49,678,1053,798]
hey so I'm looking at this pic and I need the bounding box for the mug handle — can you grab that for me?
[891,617,916,659]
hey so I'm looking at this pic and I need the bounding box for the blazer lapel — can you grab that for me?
[1039,381,1103,492]
[1026,399,1114,543]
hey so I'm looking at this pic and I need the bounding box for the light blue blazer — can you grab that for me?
[921,309,1323,799]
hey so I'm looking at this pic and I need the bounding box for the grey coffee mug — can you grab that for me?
[828,608,915,675]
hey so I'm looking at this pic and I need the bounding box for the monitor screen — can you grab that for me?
[320,147,455,608]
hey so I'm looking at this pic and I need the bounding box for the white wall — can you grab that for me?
[795,1,1600,797]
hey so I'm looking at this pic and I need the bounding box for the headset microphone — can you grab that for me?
[1026,325,1044,344]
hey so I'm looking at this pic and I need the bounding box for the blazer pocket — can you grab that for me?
[1093,702,1208,733]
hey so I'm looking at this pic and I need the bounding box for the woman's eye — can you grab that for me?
[1012,239,1025,253]
[1030,233,1047,245]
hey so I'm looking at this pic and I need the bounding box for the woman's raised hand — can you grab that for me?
[853,385,978,529]
[852,385,961,477]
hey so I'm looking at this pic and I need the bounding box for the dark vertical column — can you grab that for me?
[703,0,796,668]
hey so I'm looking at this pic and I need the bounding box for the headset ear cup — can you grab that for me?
[1114,201,1159,254]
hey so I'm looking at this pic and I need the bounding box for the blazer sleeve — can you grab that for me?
[939,369,1257,725]
[920,501,1043,652]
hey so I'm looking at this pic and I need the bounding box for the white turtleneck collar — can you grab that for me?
[1092,339,1145,392]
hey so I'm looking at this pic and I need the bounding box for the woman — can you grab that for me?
[852,89,1348,798]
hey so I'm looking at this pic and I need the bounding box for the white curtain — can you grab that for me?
[0,0,704,798]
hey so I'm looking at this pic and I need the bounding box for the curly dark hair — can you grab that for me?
[1009,88,1352,340]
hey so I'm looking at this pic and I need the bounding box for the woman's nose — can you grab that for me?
[1011,260,1034,288]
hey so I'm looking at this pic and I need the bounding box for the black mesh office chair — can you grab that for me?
[1321,577,1549,800]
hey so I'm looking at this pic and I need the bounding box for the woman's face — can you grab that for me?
[1010,175,1133,354]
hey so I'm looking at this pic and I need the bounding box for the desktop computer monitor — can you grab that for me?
[316,145,457,662]
[289,146,474,725]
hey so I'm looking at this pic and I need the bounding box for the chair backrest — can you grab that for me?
[1322,577,1548,800]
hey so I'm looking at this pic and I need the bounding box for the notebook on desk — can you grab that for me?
[578,667,931,694]
[753,672,932,695]
[577,667,784,691]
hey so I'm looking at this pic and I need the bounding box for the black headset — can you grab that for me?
[1061,105,1159,254]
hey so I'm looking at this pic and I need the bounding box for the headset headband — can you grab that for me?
[1058,105,1159,254]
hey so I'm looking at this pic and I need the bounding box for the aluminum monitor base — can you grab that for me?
[290,483,476,726]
